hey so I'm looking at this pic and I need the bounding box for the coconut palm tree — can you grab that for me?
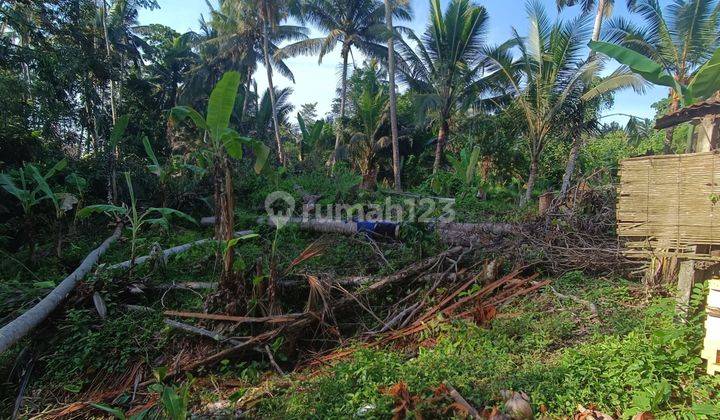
[256,86,294,140]
[349,69,390,190]
[555,0,640,199]
[282,0,410,168]
[486,1,645,204]
[604,0,720,153]
[395,0,490,175]
[384,0,408,190]
[208,0,306,161]
[556,1,640,45]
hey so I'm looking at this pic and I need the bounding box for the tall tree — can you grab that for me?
[207,0,306,139]
[385,0,406,190]
[283,0,410,169]
[487,1,644,204]
[396,0,491,175]
[555,0,640,199]
[605,0,720,153]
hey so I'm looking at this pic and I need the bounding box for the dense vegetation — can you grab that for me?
[1,0,719,418]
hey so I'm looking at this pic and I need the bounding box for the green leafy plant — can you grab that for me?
[297,112,325,163]
[89,368,193,420]
[589,42,720,107]
[142,136,205,206]
[447,145,481,186]
[78,172,196,265]
[0,159,70,261]
[148,368,194,420]
[171,71,270,285]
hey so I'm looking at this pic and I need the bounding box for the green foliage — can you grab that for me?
[589,41,720,106]
[43,308,163,390]
[171,71,270,174]
[0,159,68,215]
[297,112,325,162]
[256,278,718,419]
[78,172,195,262]
[447,145,481,186]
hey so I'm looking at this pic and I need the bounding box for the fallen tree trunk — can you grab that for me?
[0,225,123,353]
[104,230,254,270]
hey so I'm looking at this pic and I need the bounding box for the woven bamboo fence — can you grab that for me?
[618,151,720,260]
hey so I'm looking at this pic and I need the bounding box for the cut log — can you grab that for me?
[0,225,123,353]
[104,230,254,270]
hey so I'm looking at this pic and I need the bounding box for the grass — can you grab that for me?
[250,274,720,419]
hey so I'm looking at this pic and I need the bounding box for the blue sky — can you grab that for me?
[138,0,669,125]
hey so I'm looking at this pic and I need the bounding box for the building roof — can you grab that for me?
[654,98,720,129]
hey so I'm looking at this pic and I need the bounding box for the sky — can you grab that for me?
[138,0,669,126]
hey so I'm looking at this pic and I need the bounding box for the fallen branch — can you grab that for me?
[549,286,599,318]
[443,383,481,419]
[0,224,123,353]
[104,230,254,270]
[164,310,302,324]
[160,247,466,378]
[164,319,243,346]
[152,282,218,291]
[263,344,285,376]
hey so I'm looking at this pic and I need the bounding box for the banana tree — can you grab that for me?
[78,172,196,267]
[589,42,720,107]
[170,71,270,296]
[590,41,720,152]
[142,136,205,207]
[0,159,70,262]
[447,145,481,186]
[297,113,325,162]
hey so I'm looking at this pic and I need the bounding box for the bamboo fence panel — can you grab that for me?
[618,151,720,259]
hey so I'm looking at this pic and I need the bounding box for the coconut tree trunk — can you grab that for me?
[101,0,118,204]
[240,75,251,129]
[559,0,606,201]
[101,0,117,125]
[524,152,539,205]
[590,0,605,49]
[385,0,402,191]
[0,224,122,353]
[330,46,350,169]
[559,136,582,199]
[261,14,284,165]
[433,118,449,175]
[664,94,679,154]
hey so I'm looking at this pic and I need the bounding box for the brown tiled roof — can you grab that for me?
[654,98,720,129]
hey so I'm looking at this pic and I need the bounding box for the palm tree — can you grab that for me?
[604,0,720,153]
[349,69,390,190]
[555,0,639,198]
[282,0,410,168]
[201,0,306,149]
[256,86,294,140]
[225,0,301,165]
[556,0,639,45]
[136,26,200,109]
[396,0,490,175]
[486,1,644,204]
[384,0,408,191]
